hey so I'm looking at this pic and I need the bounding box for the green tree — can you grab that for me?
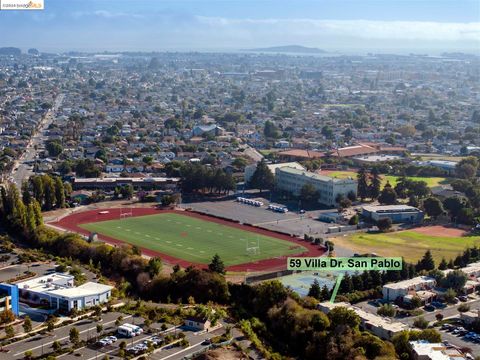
[438,258,448,270]
[5,324,14,338]
[377,304,396,317]
[69,327,80,344]
[300,183,320,205]
[443,288,457,303]
[148,257,162,277]
[46,140,63,157]
[441,270,467,291]
[357,167,370,201]
[377,218,392,232]
[249,160,274,192]
[413,317,429,329]
[416,250,435,271]
[369,168,382,199]
[378,182,397,205]
[307,279,321,300]
[208,254,225,274]
[54,177,65,208]
[263,120,280,139]
[22,316,32,333]
[43,175,56,211]
[423,197,444,219]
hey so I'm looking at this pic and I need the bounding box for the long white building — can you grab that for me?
[318,302,408,339]
[17,273,113,313]
[275,167,357,206]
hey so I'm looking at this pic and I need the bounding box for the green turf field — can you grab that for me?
[335,231,480,263]
[80,213,306,266]
[325,171,449,188]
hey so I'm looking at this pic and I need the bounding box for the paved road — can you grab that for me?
[2,312,132,359]
[10,93,64,187]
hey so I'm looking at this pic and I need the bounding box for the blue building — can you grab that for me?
[0,283,19,316]
[362,205,424,224]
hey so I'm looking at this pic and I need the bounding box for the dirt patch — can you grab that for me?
[411,225,466,237]
[196,347,247,360]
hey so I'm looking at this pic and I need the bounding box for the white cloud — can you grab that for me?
[195,16,480,42]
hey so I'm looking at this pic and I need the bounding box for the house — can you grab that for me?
[409,341,469,360]
[318,302,408,339]
[184,317,212,331]
[382,276,436,302]
[16,273,113,313]
[362,205,424,224]
[192,124,224,137]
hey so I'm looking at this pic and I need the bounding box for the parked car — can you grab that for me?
[424,305,435,312]
[459,296,468,302]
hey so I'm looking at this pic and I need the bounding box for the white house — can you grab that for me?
[17,273,113,313]
[382,276,436,302]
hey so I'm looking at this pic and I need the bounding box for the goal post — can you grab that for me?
[246,238,260,256]
[119,208,133,219]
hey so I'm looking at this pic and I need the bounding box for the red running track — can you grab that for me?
[49,207,326,272]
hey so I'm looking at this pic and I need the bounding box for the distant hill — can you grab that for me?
[0,47,21,56]
[245,45,326,54]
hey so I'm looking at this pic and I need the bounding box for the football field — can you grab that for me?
[80,212,307,266]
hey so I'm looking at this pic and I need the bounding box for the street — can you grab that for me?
[10,93,64,188]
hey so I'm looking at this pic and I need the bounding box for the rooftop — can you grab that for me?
[17,273,74,292]
[45,282,113,299]
[277,166,356,183]
[362,204,421,213]
[383,276,436,290]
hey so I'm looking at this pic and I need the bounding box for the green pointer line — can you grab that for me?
[330,273,344,303]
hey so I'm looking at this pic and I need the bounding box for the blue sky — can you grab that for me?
[1,0,479,53]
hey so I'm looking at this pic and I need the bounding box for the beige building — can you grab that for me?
[275,167,357,206]
[244,162,305,184]
[318,302,408,340]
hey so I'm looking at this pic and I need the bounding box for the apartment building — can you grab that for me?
[275,167,357,206]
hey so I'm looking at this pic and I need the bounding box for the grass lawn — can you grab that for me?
[325,171,449,188]
[334,231,480,263]
[80,213,306,266]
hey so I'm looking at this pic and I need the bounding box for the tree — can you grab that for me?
[357,166,369,201]
[443,196,468,219]
[43,175,56,211]
[263,120,280,139]
[443,288,457,303]
[378,182,397,205]
[307,279,321,300]
[0,309,15,324]
[416,250,435,271]
[413,317,429,329]
[248,160,274,192]
[377,218,392,232]
[5,324,14,338]
[369,168,382,199]
[22,316,32,333]
[410,296,422,309]
[438,258,448,270]
[147,257,162,277]
[208,254,225,274]
[46,140,63,157]
[423,197,444,219]
[300,183,320,205]
[54,177,65,208]
[377,304,396,317]
[441,270,467,291]
[69,327,80,344]
[458,303,470,313]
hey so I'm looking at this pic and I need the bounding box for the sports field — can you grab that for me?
[323,170,449,188]
[79,212,307,266]
[334,229,480,263]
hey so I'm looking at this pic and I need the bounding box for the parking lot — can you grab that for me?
[183,197,334,237]
[439,323,480,354]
